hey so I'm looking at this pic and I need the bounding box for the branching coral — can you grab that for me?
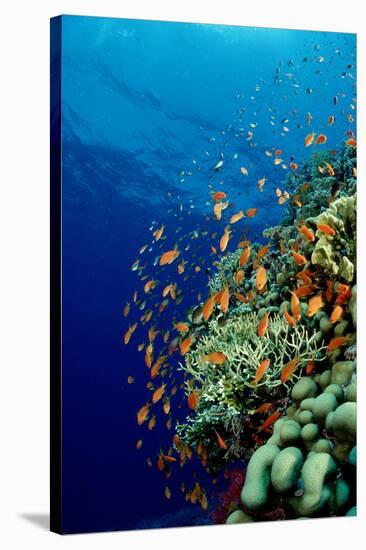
[182,313,326,405]
[208,249,242,293]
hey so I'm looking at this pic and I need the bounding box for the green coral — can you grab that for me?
[308,193,356,282]
[239,356,357,519]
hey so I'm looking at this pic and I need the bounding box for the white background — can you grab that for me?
[0,1,364,549]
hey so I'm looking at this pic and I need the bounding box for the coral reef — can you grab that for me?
[240,360,357,519]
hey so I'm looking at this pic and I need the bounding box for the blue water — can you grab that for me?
[56,15,356,533]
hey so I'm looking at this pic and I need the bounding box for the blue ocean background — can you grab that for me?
[57,15,356,533]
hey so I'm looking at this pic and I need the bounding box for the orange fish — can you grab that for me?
[219,228,231,252]
[148,326,158,343]
[256,266,267,291]
[153,224,165,241]
[327,336,350,352]
[306,360,316,376]
[213,191,227,201]
[258,410,281,432]
[328,115,335,126]
[152,384,166,404]
[257,244,270,258]
[255,402,273,414]
[179,334,193,355]
[330,305,343,324]
[220,286,230,313]
[296,270,313,285]
[144,279,156,293]
[335,283,352,305]
[230,210,245,224]
[290,162,298,171]
[124,323,138,344]
[137,404,150,425]
[281,357,299,383]
[257,313,269,337]
[298,225,315,242]
[165,486,171,499]
[274,149,282,156]
[325,162,335,176]
[307,294,324,317]
[160,249,180,266]
[162,454,177,463]
[283,304,296,327]
[305,131,315,147]
[294,285,315,298]
[123,303,130,317]
[234,292,246,302]
[239,246,251,267]
[148,415,156,430]
[253,358,270,384]
[316,134,327,145]
[235,269,245,285]
[306,112,312,126]
[175,322,190,333]
[203,352,228,364]
[163,398,171,415]
[188,391,199,410]
[127,376,135,384]
[145,343,153,368]
[290,291,301,320]
[214,430,227,450]
[246,208,258,218]
[292,251,308,265]
[317,223,336,236]
[203,295,215,322]
[346,138,357,147]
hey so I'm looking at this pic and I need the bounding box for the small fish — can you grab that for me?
[137,404,150,425]
[346,138,357,147]
[235,269,245,285]
[123,303,130,317]
[203,295,215,322]
[255,402,273,414]
[294,285,315,298]
[219,227,231,252]
[203,352,228,364]
[153,224,165,241]
[298,225,315,242]
[258,410,281,432]
[127,376,135,384]
[230,210,245,224]
[256,266,267,291]
[306,361,316,376]
[220,286,230,313]
[214,430,227,450]
[253,358,270,384]
[257,244,270,258]
[257,176,266,193]
[325,162,335,176]
[317,223,336,236]
[283,303,296,327]
[124,323,138,345]
[305,131,315,147]
[148,415,156,430]
[188,391,199,410]
[307,112,312,125]
[292,251,308,265]
[165,486,171,499]
[307,294,324,317]
[328,115,335,126]
[290,291,301,321]
[290,162,298,171]
[160,249,180,266]
[152,384,166,404]
[240,167,248,176]
[136,439,143,449]
[330,305,343,324]
[281,357,299,383]
[246,208,258,218]
[175,322,190,333]
[179,334,193,355]
[213,191,227,201]
[327,336,350,352]
[315,134,327,145]
[239,246,251,267]
[144,279,156,293]
[257,313,269,337]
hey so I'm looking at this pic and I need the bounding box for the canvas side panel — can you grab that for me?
[50,14,62,535]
